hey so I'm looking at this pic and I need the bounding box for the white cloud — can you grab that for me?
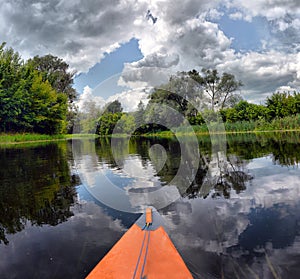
[77,84,150,113]
[119,15,235,89]
[217,50,300,102]
[0,0,149,72]
[106,88,149,112]
[117,1,300,103]
[229,12,244,20]
[77,85,105,111]
[225,0,300,21]
[1,0,300,105]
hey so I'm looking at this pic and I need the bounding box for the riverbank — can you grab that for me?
[2,115,300,144]
[141,128,300,138]
[0,133,99,145]
[140,115,300,138]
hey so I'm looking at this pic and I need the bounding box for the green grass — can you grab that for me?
[140,115,300,138]
[0,133,99,145]
[223,115,300,133]
[0,133,65,143]
[65,133,99,139]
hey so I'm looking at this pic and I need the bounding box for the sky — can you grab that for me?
[1,0,300,111]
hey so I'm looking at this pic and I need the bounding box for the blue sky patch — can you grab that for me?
[74,38,143,95]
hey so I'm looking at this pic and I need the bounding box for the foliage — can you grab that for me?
[220,101,268,122]
[78,99,102,134]
[266,92,299,119]
[96,112,123,135]
[28,54,77,103]
[104,100,123,114]
[114,113,136,134]
[28,54,78,132]
[188,68,243,111]
[133,100,146,132]
[0,43,69,134]
[137,69,242,134]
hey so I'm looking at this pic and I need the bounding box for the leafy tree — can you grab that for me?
[0,43,25,132]
[266,92,297,119]
[29,73,68,134]
[104,100,123,114]
[29,54,77,103]
[189,68,243,111]
[293,92,300,113]
[187,113,205,126]
[96,112,123,136]
[134,100,145,127]
[79,99,102,134]
[0,43,68,134]
[221,101,268,122]
[145,72,204,118]
[29,54,78,132]
[114,113,136,134]
[148,88,188,115]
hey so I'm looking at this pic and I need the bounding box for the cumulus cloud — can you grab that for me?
[77,85,105,111]
[77,85,149,113]
[0,0,148,72]
[224,0,300,51]
[117,1,300,101]
[158,155,300,278]
[1,0,300,104]
[106,88,149,111]
[119,15,235,89]
[217,50,300,102]
[225,0,300,21]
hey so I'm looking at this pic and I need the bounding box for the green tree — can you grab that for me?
[0,43,68,134]
[79,99,102,133]
[114,113,136,134]
[96,101,124,135]
[29,54,77,132]
[221,101,268,122]
[29,73,68,134]
[104,100,123,113]
[134,100,145,127]
[188,68,243,111]
[0,43,25,132]
[266,92,297,119]
[96,112,123,135]
[29,54,77,103]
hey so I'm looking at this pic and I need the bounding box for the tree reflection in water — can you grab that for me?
[0,142,80,245]
[94,136,254,201]
[1,132,300,278]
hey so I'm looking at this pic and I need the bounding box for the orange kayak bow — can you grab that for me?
[86,207,193,279]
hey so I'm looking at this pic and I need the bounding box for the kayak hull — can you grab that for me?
[86,209,193,279]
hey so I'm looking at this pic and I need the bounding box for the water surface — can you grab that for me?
[1,133,300,278]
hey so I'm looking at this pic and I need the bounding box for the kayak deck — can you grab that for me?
[86,208,193,279]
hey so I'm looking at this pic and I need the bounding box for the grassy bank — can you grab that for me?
[0,133,65,144]
[0,133,98,145]
[141,115,300,138]
[2,114,300,143]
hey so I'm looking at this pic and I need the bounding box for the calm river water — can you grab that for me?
[1,132,300,278]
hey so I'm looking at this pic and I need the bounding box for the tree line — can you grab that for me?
[95,69,300,135]
[2,42,299,136]
[0,43,77,134]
